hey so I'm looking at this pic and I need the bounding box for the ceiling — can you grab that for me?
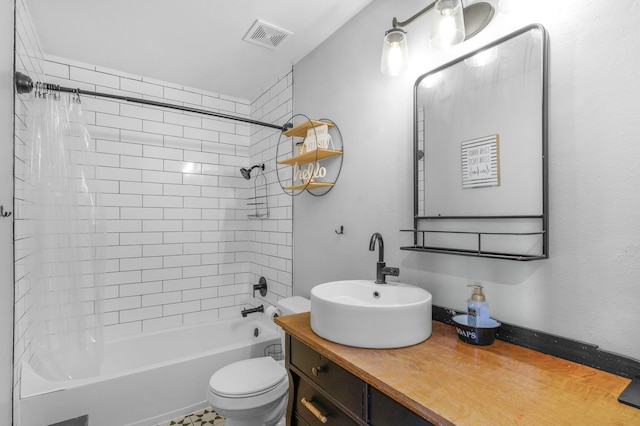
[25,0,374,100]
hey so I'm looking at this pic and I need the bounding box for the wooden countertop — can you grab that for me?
[276,312,640,425]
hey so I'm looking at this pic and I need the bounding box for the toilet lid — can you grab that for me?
[209,357,287,397]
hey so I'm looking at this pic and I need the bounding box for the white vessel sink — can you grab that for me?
[310,280,432,349]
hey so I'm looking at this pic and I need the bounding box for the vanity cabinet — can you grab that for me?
[285,335,433,426]
[277,313,640,426]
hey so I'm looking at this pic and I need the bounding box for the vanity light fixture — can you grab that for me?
[380,0,495,76]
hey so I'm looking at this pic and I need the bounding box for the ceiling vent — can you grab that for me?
[243,19,292,50]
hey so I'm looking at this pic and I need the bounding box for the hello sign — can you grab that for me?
[294,162,326,181]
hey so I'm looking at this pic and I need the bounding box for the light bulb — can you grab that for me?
[430,0,465,49]
[381,28,409,76]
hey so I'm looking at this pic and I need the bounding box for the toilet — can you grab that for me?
[206,296,310,426]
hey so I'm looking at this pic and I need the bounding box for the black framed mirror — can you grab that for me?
[403,24,548,260]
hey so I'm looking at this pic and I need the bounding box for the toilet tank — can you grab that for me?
[277,296,310,316]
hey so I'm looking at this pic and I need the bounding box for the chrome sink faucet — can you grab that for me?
[369,232,400,284]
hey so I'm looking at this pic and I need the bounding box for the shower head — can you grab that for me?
[240,164,265,180]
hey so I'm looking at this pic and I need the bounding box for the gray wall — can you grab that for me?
[293,0,640,359]
[1,0,14,422]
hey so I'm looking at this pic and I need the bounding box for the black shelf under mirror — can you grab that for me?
[400,227,547,261]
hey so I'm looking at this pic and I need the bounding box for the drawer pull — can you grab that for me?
[312,366,323,376]
[301,397,328,423]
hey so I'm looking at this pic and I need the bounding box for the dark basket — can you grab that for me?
[452,314,501,346]
[264,343,283,361]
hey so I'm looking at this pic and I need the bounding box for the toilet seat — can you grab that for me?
[208,357,287,398]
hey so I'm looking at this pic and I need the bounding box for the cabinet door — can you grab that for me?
[290,338,364,418]
[292,412,311,426]
[368,387,434,426]
[293,375,362,426]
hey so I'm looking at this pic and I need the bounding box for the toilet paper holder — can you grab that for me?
[253,277,268,297]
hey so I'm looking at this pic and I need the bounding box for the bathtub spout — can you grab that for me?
[241,305,264,317]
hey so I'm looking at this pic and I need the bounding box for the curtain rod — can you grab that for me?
[14,71,289,132]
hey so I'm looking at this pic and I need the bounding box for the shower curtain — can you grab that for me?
[27,89,106,381]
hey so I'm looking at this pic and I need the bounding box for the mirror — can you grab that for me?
[405,25,548,260]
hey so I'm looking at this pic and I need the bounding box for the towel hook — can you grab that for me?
[0,205,11,218]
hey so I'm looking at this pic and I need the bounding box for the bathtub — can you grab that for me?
[19,315,281,426]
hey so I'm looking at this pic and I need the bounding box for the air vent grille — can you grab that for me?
[243,20,292,50]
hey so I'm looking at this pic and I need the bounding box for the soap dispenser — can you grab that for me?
[467,284,490,327]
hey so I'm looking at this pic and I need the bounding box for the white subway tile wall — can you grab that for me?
[41,54,256,339]
[43,55,293,340]
[13,0,293,405]
[247,70,294,308]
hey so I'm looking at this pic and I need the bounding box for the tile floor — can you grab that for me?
[156,408,225,426]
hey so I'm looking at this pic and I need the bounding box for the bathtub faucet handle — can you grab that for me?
[253,277,268,297]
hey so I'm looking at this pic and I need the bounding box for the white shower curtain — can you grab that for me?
[27,90,105,381]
